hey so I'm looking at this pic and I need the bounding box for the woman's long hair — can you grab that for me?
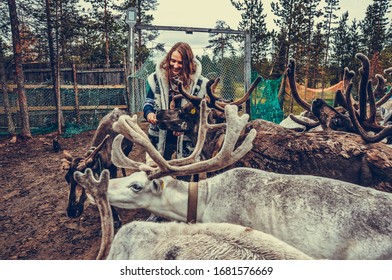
[160,42,196,87]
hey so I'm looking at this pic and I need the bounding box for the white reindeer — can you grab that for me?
[77,100,392,260]
[74,169,312,260]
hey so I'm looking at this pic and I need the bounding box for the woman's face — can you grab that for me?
[169,50,183,76]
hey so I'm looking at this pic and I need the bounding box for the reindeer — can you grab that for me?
[155,56,392,190]
[74,168,313,260]
[286,54,392,140]
[61,108,133,227]
[156,76,262,158]
[74,100,392,260]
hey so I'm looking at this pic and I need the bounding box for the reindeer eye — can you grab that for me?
[129,183,143,192]
[332,118,342,127]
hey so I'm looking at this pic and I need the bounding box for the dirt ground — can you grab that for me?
[0,122,151,260]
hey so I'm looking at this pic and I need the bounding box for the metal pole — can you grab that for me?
[129,26,135,113]
[244,30,251,114]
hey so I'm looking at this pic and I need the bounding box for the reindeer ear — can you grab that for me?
[151,179,164,194]
[63,150,73,161]
[61,158,71,171]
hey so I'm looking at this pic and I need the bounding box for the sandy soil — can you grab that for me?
[0,123,150,260]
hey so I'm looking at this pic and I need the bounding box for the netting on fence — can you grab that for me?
[282,80,344,115]
[0,85,128,137]
[129,56,246,114]
[250,72,284,123]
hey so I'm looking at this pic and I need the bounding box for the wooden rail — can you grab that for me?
[0,105,128,114]
[5,84,125,90]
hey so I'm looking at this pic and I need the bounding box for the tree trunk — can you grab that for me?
[0,40,16,135]
[45,0,62,134]
[7,0,31,139]
[104,0,110,67]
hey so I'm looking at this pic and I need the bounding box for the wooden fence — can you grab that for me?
[6,63,128,85]
[1,64,130,135]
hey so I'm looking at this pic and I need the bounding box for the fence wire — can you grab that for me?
[129,56,246,114]
[0,85,127,137]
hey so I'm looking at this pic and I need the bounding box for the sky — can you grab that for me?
[144,0,391,57]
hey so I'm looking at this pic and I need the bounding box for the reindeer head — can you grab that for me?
[61,135,111,218]
[156,77,261,155]
[81,100,256,212]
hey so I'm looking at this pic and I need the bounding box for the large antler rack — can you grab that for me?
[176,76,262,113]
[344,53,392,143]
[111,100,256,180]
[205,76,263,112]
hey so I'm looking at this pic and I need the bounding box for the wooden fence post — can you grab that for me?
[72,63,80,123]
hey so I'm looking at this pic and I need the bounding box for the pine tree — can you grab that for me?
[322,0,340,68]
[301,0,322,88]
[44,0,64,134]
[332,11,350,78]
[347,19,361,69]
[231,0,270,72]
[206,20,235,61]
[7,0,31,138]
[360,0,391,56]
[271,0,298,69]
[269,29,287,77]
[309,22,325,87]
[85,0,114,66]
[0,39,16,136]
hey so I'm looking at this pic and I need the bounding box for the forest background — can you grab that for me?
[0,0,391,138]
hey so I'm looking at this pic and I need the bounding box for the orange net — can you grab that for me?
[283,80,344,115]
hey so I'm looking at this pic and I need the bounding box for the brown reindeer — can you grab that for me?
[151,56,392,191]
[286,54,392,141]
[61,108,133,227]
[156,76,262,158]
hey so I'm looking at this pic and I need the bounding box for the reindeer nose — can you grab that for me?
[156,110,163,119]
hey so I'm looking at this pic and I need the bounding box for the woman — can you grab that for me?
[143,42,209,160]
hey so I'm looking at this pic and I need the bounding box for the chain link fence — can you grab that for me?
[0,84,128,137]
[129,56,246,114]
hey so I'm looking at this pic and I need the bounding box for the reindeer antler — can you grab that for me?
[112,100,224,170]
[207,76,262,112]
[111,100,256,179]
[345,82,392,143]
[287,59,312,111]
[76,134,110,171]
[73,169,113,260]
[343,54,392,143]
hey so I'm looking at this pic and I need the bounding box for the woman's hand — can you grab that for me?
[147,112,157,124]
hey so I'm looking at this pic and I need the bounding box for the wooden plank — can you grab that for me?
[5,84,126,90]
[0,105,128,113]
[22,68,125,73]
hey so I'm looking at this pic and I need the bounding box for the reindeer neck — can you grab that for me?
[149,179,208,223]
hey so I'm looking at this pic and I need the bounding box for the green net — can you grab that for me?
[250,72,284,123]
[0,85,128,138]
